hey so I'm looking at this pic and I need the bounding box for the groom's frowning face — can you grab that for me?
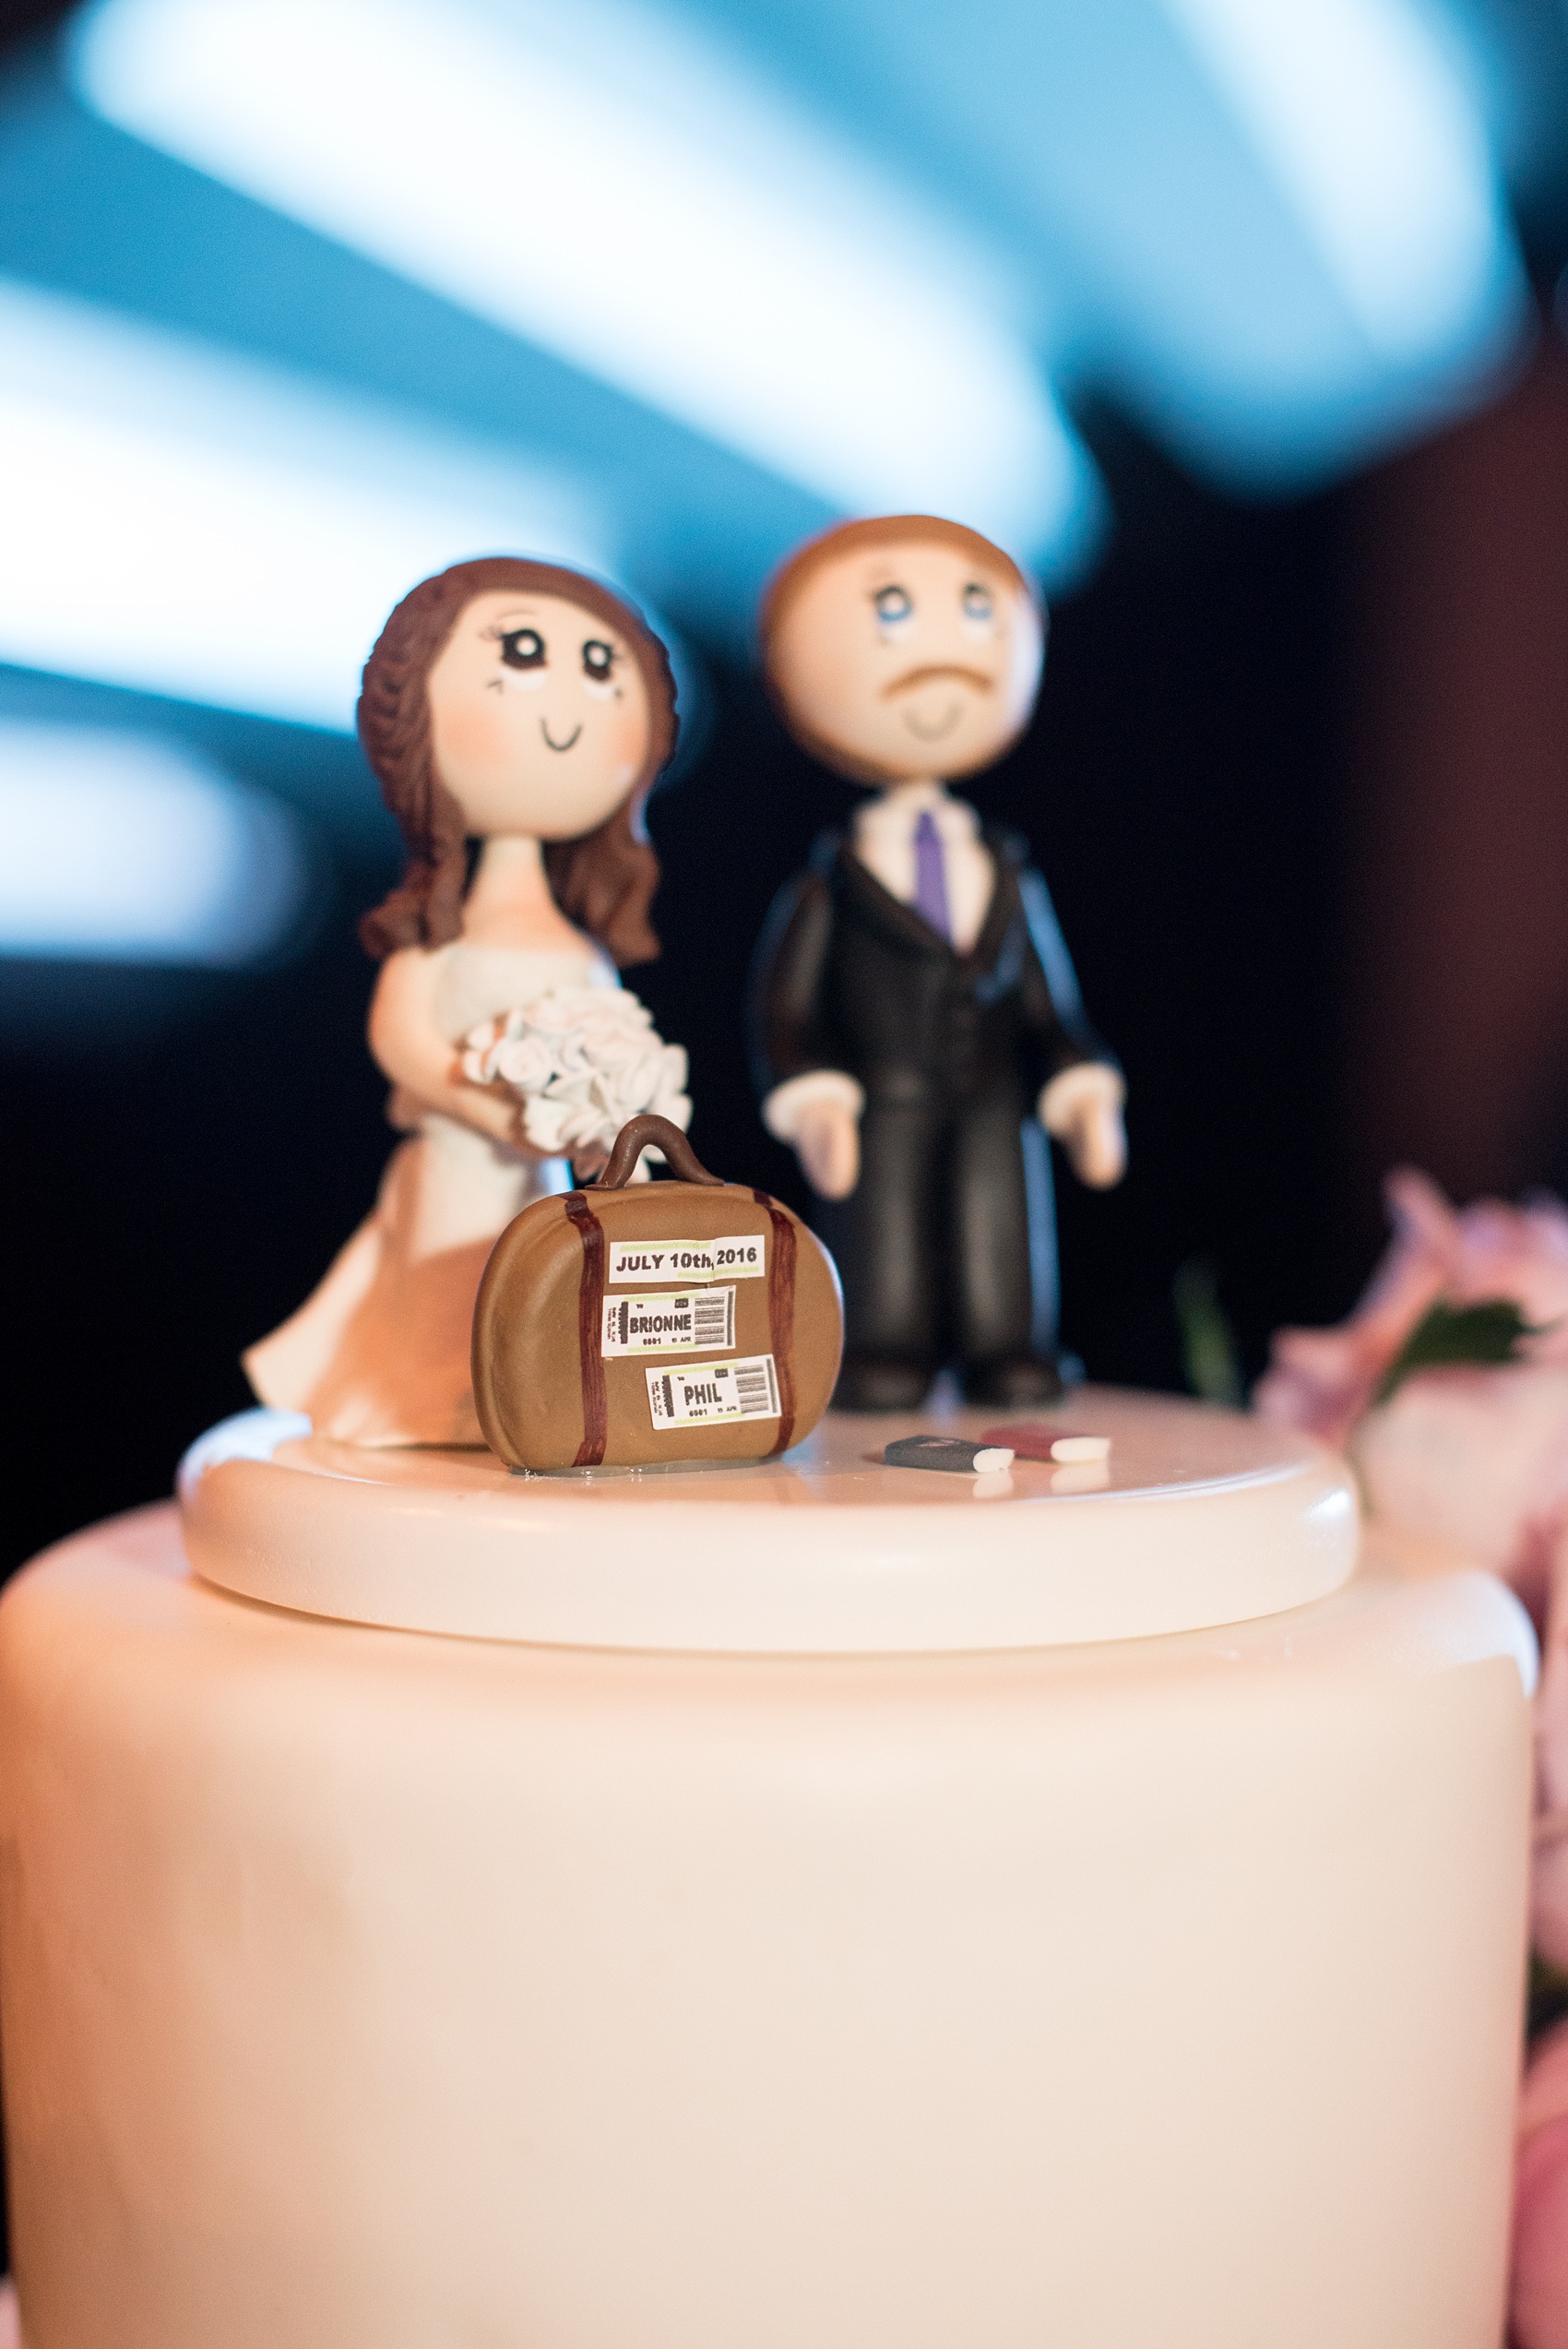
[763,520,1044,785]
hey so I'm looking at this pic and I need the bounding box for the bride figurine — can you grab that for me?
[244,554,684,1447]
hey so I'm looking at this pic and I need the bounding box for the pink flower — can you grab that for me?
[1261,1168,1568,1924]
[1259,1169,1568,2336]
[1258,1171,1568,1620]
[1513,2020,1568,2349]
[1255,1169,1568,1455]
[1349,1364,1568,1608]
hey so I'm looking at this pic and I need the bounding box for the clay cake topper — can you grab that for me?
[748,512,1127,1416]
[473,1114,844,1473]
[244,557,690,1449]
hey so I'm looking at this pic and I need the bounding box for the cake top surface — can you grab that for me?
[180,1388,1358,1656]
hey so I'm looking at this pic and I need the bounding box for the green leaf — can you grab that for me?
[1528,1950,1568,2043]
[1172,1258,1242,1410]
[1372,1295,1547,1407]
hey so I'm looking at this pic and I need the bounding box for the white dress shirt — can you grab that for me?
[762,781,1125,1160]
[849,780,994,953]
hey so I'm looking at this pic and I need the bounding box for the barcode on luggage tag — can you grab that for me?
[646,1354,780,1428]
[601,1288,736,1358]
[607,1237,766,1284]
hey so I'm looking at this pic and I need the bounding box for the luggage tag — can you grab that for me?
[472,1114,845,1472]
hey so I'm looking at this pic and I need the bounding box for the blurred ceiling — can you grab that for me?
[0,0,1564,958]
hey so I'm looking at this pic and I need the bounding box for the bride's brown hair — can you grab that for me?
[357,555,677,966]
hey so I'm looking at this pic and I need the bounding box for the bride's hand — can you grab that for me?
[449,1068,546,1152]
[455,1073,602,1174]
[371,953,547,1155]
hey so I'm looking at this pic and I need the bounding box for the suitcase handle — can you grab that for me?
[596,1114,723,1190]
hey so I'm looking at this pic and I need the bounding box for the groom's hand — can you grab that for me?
[1039,1064,1127,1190]
[796,1100,860,1200]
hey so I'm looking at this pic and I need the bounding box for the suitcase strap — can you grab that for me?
[564,1193,609,1467]
[753,1191,797,1458]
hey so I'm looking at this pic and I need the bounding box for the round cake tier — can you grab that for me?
[180,1388,1358,1654]
[0,1502,1533,2349]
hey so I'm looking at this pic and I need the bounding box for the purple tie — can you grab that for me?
[913,806,951,940]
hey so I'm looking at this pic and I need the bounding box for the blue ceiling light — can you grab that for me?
[1158,0,1524,363]
[0,726,309,964]
[72,0,1104,578]
[0,54,836,649]
[0,276,612,729]
[671,0,1528,488]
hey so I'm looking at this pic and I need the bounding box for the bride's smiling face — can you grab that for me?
[427,590,653,840]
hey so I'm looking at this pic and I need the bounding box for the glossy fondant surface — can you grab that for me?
[181,1388,1358,1652]
[0,1500,1533,2349]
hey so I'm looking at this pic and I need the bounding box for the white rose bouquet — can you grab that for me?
[462,986,691,1164]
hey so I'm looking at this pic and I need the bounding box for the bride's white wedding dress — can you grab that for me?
[244,939,612,1447]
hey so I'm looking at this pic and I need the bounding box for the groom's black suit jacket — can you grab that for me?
[749,827,1116,1369]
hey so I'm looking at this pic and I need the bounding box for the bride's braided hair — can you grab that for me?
[357,555,676,967]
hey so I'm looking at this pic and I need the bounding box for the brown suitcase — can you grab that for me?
[472,1115,844,1471]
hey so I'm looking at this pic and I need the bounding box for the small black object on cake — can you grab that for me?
[883,1435,1015,1475]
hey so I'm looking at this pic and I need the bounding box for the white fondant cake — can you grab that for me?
[0,1391,1535,2348]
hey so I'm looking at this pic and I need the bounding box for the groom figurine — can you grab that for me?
[748,514,1126,1412]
